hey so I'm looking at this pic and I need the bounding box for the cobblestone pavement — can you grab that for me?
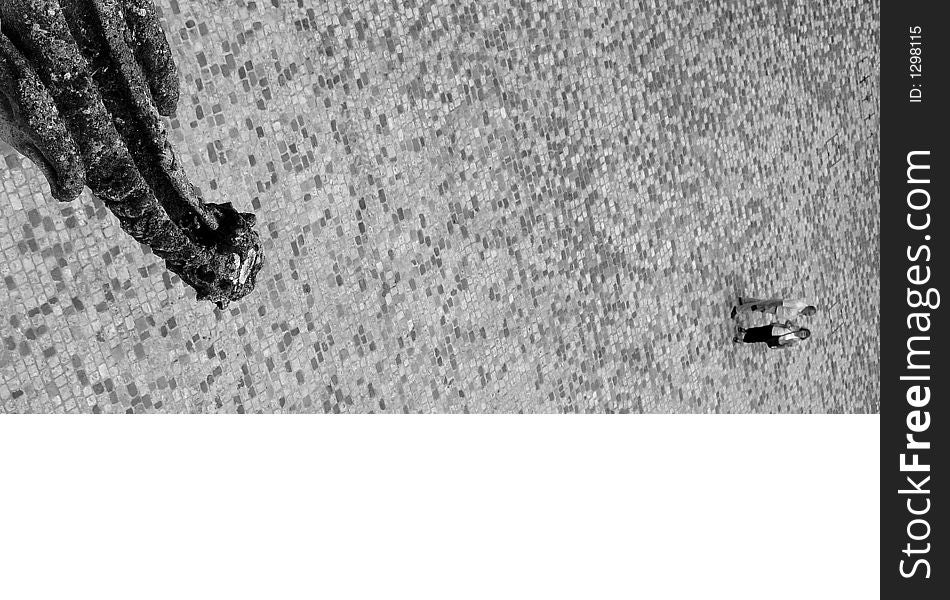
[0,0,879,413]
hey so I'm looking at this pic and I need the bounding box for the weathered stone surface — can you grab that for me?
[0,32,85,201]
[119,0,180,117]
[0,0,262,308]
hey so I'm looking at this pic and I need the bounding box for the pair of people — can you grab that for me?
[732,297,816,349]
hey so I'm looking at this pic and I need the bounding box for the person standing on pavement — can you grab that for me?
[731,297,817,325]
[733,323,811,349]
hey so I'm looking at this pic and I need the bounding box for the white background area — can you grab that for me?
[0,417,879,599]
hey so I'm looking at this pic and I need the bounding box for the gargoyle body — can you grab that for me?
[0,0,263,308]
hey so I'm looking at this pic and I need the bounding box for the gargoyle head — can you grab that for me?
[181,202,265,309]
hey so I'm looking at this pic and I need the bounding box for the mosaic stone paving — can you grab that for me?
[0,0,880,413]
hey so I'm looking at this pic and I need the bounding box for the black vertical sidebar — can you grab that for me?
[881,1,946,597]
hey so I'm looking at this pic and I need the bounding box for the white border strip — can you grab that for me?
[0,416,879,599]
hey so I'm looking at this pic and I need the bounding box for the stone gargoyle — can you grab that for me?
[0,0,263,309]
